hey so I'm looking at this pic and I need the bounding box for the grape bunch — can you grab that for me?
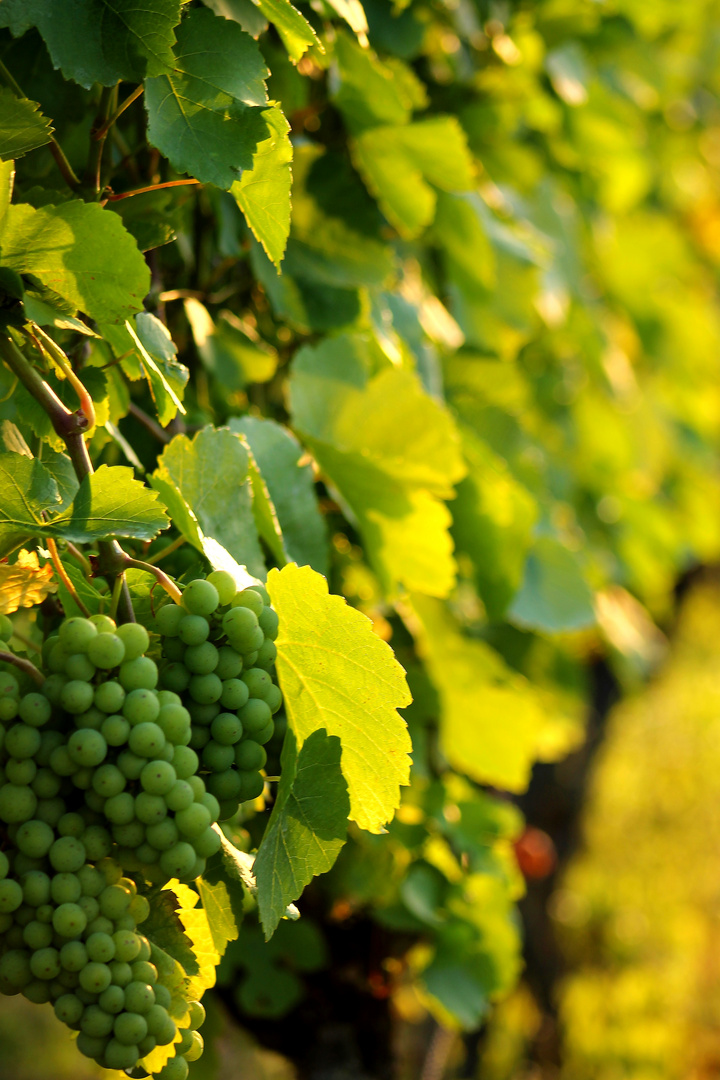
[157,571,282,821]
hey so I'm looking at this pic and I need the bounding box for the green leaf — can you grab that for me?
[0,0,182,88]
[54,560,106,619]
[231,105,292,267]
[0,88,53,161]
[142,888,200,977]
[255,728,349,939]
[451,431,538,620]
[145,7,271,189]
[507,536,596,633]
[100,317,188,425]
[203,0,269,37]
[432,191,496,292]
[0,453,170,555]
[288,334,466,597]
[229,416,329,577]
[149,426,266,579]
[267,563,412,833]
[253,0,320,60]
[409,594,552,793]
[330,31,410,132]
[0,201,150,323]
[352,117,476,238]
[250,238,361,332]
[184,299,277,390]
[325,0,368,37]
[196,875,242,959]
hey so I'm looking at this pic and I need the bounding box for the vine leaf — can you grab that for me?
[0,453,170,556]
[145,7,272,189]
[255,728,349,939]
[0,201,150,323]
[288,334,466,597]
[0,0,182,88]
[267,563,412,833]
[508,536,596,632]
[0,549,56,614]
[230,416,329,577]
[149,426,266,579]
[0,88,53,161]
[231,104,293,267]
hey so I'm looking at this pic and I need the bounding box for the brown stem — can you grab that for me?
[94,85,144,141]
[66,543,93,576]
[84,85,116,196]
[106,178,201,202]
[0,651,44,687]
[47,537,91,617]
[122,557,183,605]
[144,536,187,565]
[129,401,170,444]
[27,325,96,429]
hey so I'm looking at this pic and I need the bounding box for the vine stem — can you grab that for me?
[85,84,117,196]
[122,557,183,605]
[0,60,80,191]
[26,325,96,428]
[106,178,201,202]
[0,335,135,623]
[93,85,144,141]
[144,536,186,565]
[0,651,45,687]
[47,538,91,617]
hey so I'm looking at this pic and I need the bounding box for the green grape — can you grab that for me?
[124,979,155,1013]
[78,864,105,897]
[16,819,54,858]
[145,1002,171,1036]
[0,613,13,640]
[58,618,98,653]
[115,622,150,661]
[128,722,166,758]
[76,1031,108,1060]
[265,684,283,714]
[78,895,100,922]
[0,850,8,879]
[105,791,135,825]
[238,771,265,802]
[184,1029,204,1061]
[193,826,222,858]
[86,915,114,937]
[0,784,37,823]
[5,723,41,759]
[79,961,112,993]
[128,894,150,924]
[135,843,158,865]
[87,633,125,670]
[112,932,140,964]
[119,657,158,692]
[114,1010,148,1045]
[157,704,191,744]
[138,1034,157,1056]
[163,636,186,662]
[189,727,210,751]
[59,680,94,715]
[187,776,206,800]
[220,678,249,711]
[81,1003,115,1038]
[144,819,177,851]
[123,688,160,725]
[131,960,157,985]
[40,675,66,708]
[104,1038,138,1069]
[30,946,61,980]
[187,700,220,726]
[7,758,37,785]
[100,714,130,747]
[156,604,185,637]
[258,606,279,640]
[152,984,171,1010]
[83,825,113,860]
[159,842,197,879]
[235,740,267,771]
[117,750,145,780]
[99,884,132,920]
[70,766,94,790]
[75,706,105,731]
[243,626,265,652]
[0,879,23,913]
[238,698,272,735]
[251,584,270,604]
[178,615,210,647]
[21,870,50,906]
[189,673,222,705]
[112,821,145,848]
[65,653,96,682]
[206,569,236,605]
[160,663,191,693]
[207,769,242,802]
[53,902,88,939]
[254,638,277,671]
[242,667,272,700]
[165,779,194,812]
[18,693,52,727]
[58,812,85,837]
[140,760,176,796]
[232,589,265,616]
[156,1054,190,1080]
[255,719,275,745]
[135,791,167,825]
[157,690,181,707]
[47,643,70,674]
[94,681,125,714]
[99,983,125,1014]
[35,729,64,767]
[48,746,77,778]
[182,578,219,616]
[0,696,19,721]
[214,645,243,680]
[109,960,133,987]
[92,763,126,798]
[86,931,116,963]
[55,992,84,1025]
[154,1013,178,1045]
[13,852,43,876]
[0,948,32,988]
[174,803,211,839]
[211,711,243,745]
[184,642,219,675]
[24,979,52,1004]
[23,920,53,949]
[202,741,234,772]
[68,728,107,767]
[222,606,259,647]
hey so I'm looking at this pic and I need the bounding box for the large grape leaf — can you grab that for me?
[330,31,410,132]
[0,201,150,323]
[508,536,596,632]
[149,426,266,580]
[0,88,53,161]
[231,105,293,267]
[0,0,182,87]
[0,549,56,614]
[145,7,272,189]
[184,299,277,390]
[203,0,320,60]
[288,334,466,597]
[267,563,412,833]
[0,453,170,555]
[352,117,476,238]
[229,416,329,577]
[255,728,349,938]
[409,595,561,793]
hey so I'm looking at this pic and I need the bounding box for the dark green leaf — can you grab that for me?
[231,105,292,267]
[508,536,596,633]
[0,88,53,160]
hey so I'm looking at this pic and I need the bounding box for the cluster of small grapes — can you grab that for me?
[157,571,282,821]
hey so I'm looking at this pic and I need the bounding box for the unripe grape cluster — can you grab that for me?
[157,571,282,821]
[0,568,282,1077]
